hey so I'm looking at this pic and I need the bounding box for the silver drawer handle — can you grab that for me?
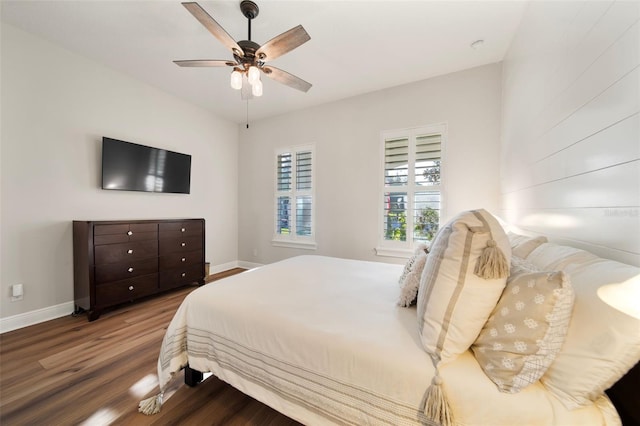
[127,249,134,254]
[128,285,134,291]
[181,242,186,247]
[128,267,134,273]
[181,257,186,262]
[181,228,186,232]
[127,231,133,236]
[181,272,186,277]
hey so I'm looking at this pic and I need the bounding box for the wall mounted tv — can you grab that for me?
[101,137,192,194]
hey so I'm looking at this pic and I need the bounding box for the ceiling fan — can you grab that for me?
[174,1,312,99]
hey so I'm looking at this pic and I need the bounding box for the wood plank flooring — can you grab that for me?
[0,269,302,425]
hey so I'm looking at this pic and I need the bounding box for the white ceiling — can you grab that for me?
[1,0,527,124]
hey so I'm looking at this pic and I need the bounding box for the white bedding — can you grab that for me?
[156,255,619,425]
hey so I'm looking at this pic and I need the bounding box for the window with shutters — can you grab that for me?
[273,145,316,249]
[377,124,445,257]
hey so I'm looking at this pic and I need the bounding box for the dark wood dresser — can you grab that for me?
[73,218,205,321]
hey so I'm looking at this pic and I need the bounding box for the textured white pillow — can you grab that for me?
[398,244,428,307]
[525,242,599,271]
[417,209,511,364]
[507,233,548,259]
[472,257,574,393]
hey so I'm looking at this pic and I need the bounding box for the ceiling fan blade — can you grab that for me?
[182,2,244,56]
[174,60,237,67]
[262,66,312,92]
[255,25,310,62]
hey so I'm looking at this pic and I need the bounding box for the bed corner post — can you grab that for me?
[184,365,204,387]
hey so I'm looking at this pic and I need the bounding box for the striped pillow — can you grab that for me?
[417,209,511,364]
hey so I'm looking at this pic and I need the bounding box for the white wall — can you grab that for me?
[238,63,503,265]
[500,1,640,266]
[0,25,239,325]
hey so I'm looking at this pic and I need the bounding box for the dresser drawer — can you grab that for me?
[94,240,158,265]
[94,223,158,245]
[95,273,158,307]
[159,220,203,239]
[159,249,203,270]
[94,257,158,283]
[158,235,203,256]
[159,263,203,290]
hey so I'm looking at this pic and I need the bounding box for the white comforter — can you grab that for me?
[156,255,618,426]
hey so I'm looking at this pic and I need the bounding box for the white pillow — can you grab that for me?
[417,209,511,364]
[539,258,640,409]
[472,257,574,393]
[507,233,548,259]
[398,244,428,307]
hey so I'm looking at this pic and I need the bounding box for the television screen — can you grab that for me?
[101,137,191,194]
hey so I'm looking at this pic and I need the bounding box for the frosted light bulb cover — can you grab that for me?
[230,70,243,90]
[252,79,263,97]
[248,66,260,85]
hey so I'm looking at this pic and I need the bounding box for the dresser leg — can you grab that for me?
[87,309,101,322]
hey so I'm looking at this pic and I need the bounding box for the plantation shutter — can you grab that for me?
[277,153,292,191]
[296,151,312,190]
[274,147,314,242]
[415,134,441,186]
[385,137,409,186]
[380,125,445,249]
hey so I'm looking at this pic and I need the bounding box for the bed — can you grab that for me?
[143,253,635,425]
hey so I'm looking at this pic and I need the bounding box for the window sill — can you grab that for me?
[374,247,412,259]
[272,239,317,250]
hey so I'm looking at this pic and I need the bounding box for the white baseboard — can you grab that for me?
[209,260,263,273]
[0,301,75,334]
[1,260,265,334]
[209,260,241,274]
[237,260,263,269]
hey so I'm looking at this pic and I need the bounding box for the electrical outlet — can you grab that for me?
[11,284,23,302]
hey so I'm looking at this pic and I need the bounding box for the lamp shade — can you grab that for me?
[598,275,640,319]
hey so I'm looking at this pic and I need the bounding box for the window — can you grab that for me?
[273,145,316,249]
[377,124,445,257]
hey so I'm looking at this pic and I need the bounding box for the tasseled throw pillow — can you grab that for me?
[416,209,511,426]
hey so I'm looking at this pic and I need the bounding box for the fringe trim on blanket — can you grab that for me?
[138,392,163,415]
[423,370,453,426]
[474,239,509,280]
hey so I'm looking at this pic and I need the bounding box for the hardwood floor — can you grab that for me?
[0,269,302,425]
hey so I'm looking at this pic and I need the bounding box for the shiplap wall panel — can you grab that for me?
[543,68,638,163]
[500,0,640,266]
[504,162,639,209]
[507,208,639,264]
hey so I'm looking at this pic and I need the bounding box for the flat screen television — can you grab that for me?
[101,137,191,194]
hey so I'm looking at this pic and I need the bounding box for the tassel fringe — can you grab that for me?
[474,239,509,279]
[423,372,453,426]
[138,392,163,415]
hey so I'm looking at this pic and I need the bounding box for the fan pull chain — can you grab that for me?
[246,100,250,129]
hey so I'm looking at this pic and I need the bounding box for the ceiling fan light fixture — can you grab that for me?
[252,79,263,97]
[230,70,243,90]
[248,66,261,85]
[176,2,312,99]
